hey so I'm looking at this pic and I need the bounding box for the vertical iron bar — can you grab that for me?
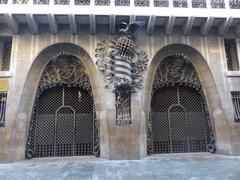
[33,102,39,157]
[72,108,76,156]
[177,86,180,105]
[168,107,173,153]
[201,99,208,151]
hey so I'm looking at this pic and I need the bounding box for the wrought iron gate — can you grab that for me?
[150,86,209,154]
[31,86,96,158]
[148,54,215,154]
[26,54,100,158]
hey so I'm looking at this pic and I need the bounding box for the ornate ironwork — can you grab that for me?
[115,0,130,6]
[75,0,90,5]
[173,0,188,7]
[33,0,49,4]
[192,0,206,8]
[54,0,69,5]
[152,54,201,93]
[134,0,149,6]
[211,0,225,8]
[95,0,110,5]
[26,54,99,158]
[95,21,148,126]
[1,41,11,71]
[38,54,91,95]
[0,92,7,127]
[229,0,240,9]
[154,0,169,7]
[231,92,240,122]
[148,55,215,154]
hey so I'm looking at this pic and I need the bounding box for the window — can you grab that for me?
[0,38,12,71]
[231,91,240,122]
[224,39,239,71]
[0,92,7,127]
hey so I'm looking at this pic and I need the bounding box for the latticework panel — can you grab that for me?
[0,92,7,127]
[28,85,96,158]
[1,42,11,71]
[150,86,209,154]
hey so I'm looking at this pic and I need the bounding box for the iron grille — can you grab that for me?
[150,86,210,154]
[1,41,11,71]
[231,91,240,122]
[28,85,96,158]
[0,92,7,127]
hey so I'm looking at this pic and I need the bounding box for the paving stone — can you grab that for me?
[1,155,240,180]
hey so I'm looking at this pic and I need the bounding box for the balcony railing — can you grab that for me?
[0,0,239,9]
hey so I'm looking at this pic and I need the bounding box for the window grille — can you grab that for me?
[211,0,225,8]
[0,92,7,127]
[115,0,130,6]
[95,0,110,5]
[192,0,206,8]
[134,0,149,6]
[231,92,240,122]
[75,0,90,5]
[173,0,188,7]
[33,0,49,4]
[1,41,12,71]
[54,0,69,5]
[229,0,240,9]
[224,39,239,71]
[154,0,169,7]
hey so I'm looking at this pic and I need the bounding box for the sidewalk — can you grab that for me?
[0,154,240,180]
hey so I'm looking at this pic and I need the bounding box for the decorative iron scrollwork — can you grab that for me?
[38,54,91,96]
[152,54,201,93]
[95,21,149,126]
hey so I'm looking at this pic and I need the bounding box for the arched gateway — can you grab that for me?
[25,54,99,158]
[147,54,215,154]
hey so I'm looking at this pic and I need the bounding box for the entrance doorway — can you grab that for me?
[148,54,215,154]
[26,54,99,158]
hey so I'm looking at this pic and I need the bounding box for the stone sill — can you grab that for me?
[0,71,11,78]
[225,71,240,77]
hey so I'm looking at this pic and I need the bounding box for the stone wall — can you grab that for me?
[0,25,240,162]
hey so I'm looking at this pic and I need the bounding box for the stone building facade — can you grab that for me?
[0,0,240,162]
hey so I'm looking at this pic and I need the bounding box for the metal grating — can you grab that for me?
[115,0,130,6]
[32,86,96,158]
[0,92,7,127]
[150,86,211,154]
[1,42,11,71]
[231,91,240,122]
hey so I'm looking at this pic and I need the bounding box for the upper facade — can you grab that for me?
[0,0,239,36]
